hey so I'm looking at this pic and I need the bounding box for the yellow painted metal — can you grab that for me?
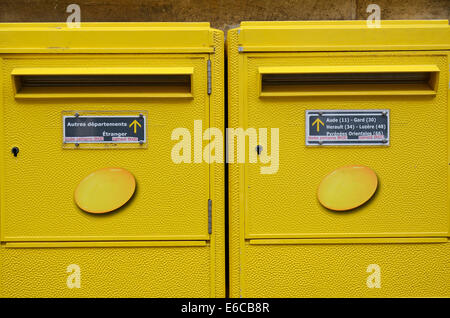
[243,241,450,297]
[0,22,215,53]
[238,20,450,52]
[317,165,378,211]
[4,241,207,248]
[2,55,209,242]
[259,65,440,75]
[11,67,195,76]
[74,167,137,214]
[227,21,450,297]
[247,53,449,239]
[249,237,449,245]
[0,23,225,297]
[1,244,213,297]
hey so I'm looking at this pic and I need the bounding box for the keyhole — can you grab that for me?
[256,145,263,155]
[11,147,19,157]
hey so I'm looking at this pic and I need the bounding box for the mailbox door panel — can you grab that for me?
[242,240,450,297]
[1,55,210,241]
[244,52,449,239]
[0,243,211,297]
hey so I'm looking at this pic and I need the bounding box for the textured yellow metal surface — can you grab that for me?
[227,21,450,298]
[0,23,225,297]
[238,20,450,52]
[0,245,211,297]
[74,167,137,214]
[0,22,215,53]
[246,52,449,239]
[1,55,210,242]
[243,241,450,297]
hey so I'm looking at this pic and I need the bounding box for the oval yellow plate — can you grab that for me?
[75,167,136,214]
[317,165,378,211]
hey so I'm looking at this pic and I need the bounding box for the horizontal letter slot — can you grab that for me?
[259,65,439,97]
[12,67,193,99]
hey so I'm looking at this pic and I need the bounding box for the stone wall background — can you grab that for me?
[0,0,448,32]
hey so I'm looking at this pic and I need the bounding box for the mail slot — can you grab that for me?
[227,20,450,297]
[0,22,225,297]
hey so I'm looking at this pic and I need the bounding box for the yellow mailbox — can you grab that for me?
[0,22,224,297]
[227,20,450,297]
